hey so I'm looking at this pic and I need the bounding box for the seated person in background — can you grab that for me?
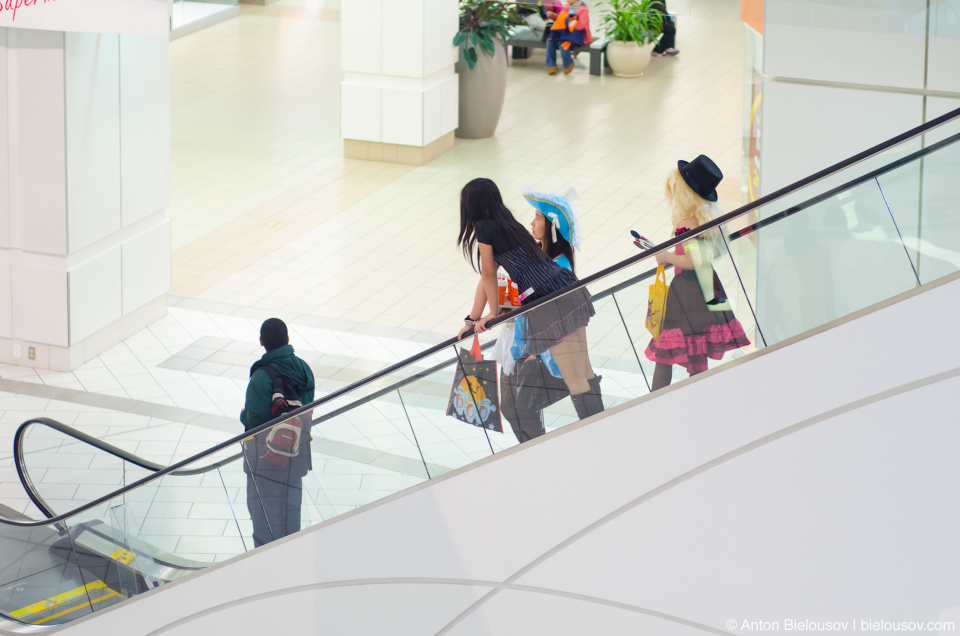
[544,0,563,19]
[513,1,566,60]
[651,0,679,57]
[546,0,593,75]
[516,0,563,40]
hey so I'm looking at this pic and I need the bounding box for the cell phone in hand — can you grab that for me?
[631,230,655,251]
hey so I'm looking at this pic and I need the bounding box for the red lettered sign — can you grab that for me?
[0,0,168,35]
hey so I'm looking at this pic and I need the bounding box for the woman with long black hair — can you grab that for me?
[457,178,604,420]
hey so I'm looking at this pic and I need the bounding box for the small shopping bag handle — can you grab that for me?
[655,264,666,287]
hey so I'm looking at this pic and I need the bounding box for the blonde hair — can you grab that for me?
[664,168,726,259]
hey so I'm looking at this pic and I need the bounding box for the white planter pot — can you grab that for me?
[606,40,655,78]
[455,43,508,139]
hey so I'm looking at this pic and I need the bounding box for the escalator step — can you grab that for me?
[10,579,122,625]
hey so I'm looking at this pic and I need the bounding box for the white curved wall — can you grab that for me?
[45,276,960,636]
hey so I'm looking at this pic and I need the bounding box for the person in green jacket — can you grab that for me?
[241,318,316,547]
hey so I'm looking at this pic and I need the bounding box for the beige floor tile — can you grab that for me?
[167,0,746,337]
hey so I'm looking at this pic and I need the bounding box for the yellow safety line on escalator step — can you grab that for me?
[11,580,108,619]
[32,590,123,624]
[110,547,137,565]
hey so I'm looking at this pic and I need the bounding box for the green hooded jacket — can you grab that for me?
[240,344,316,432]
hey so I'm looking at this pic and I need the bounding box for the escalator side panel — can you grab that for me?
[0,524,116,626]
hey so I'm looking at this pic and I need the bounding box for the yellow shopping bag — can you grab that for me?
[645,265,669,339]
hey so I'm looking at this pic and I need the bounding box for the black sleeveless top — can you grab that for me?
[475,220,578,304]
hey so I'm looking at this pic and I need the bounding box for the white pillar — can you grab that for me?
[340,0,459,165]
[0,28,171,371]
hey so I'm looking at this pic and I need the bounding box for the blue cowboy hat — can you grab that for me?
[522,189,581,250]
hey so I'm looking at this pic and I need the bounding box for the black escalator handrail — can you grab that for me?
[284,261,671,429]
[8,259,670,524]
[14,417,162,522]
[12,417,244,521]
[3,105,959,529]
[468,107,960,338]
[727,129,960,242]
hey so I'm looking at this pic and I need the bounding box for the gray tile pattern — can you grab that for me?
[158,336,448,391]
[0,377,238,432]
[0,294,682,566]
[167,296,452,347]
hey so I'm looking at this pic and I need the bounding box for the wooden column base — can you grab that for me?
[344,132,455,166]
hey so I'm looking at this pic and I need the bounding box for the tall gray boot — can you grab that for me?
[570,393,590,420]
[583,375,605,417]
[571,376,605,421]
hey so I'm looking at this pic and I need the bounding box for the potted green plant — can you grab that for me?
[599,0,665,77]
[453,1,522,139]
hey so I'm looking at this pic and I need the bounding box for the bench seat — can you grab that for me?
[504,36,610,76]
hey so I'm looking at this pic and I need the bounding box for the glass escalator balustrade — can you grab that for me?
[1,107,959,627]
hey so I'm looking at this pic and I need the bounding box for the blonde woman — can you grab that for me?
[646,155,750,390]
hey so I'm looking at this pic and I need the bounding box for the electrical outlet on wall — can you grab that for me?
[28,347,36,361]
[13,344,21,358]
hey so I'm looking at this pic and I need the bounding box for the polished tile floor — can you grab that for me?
[168,0,746,333]
[0,0,749,555]
[171,0,236,32]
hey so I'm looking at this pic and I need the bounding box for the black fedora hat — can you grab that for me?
[677,155,723,202]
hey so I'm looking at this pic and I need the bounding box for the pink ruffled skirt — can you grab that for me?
[644,270,750,372]
[645,321,750,373]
